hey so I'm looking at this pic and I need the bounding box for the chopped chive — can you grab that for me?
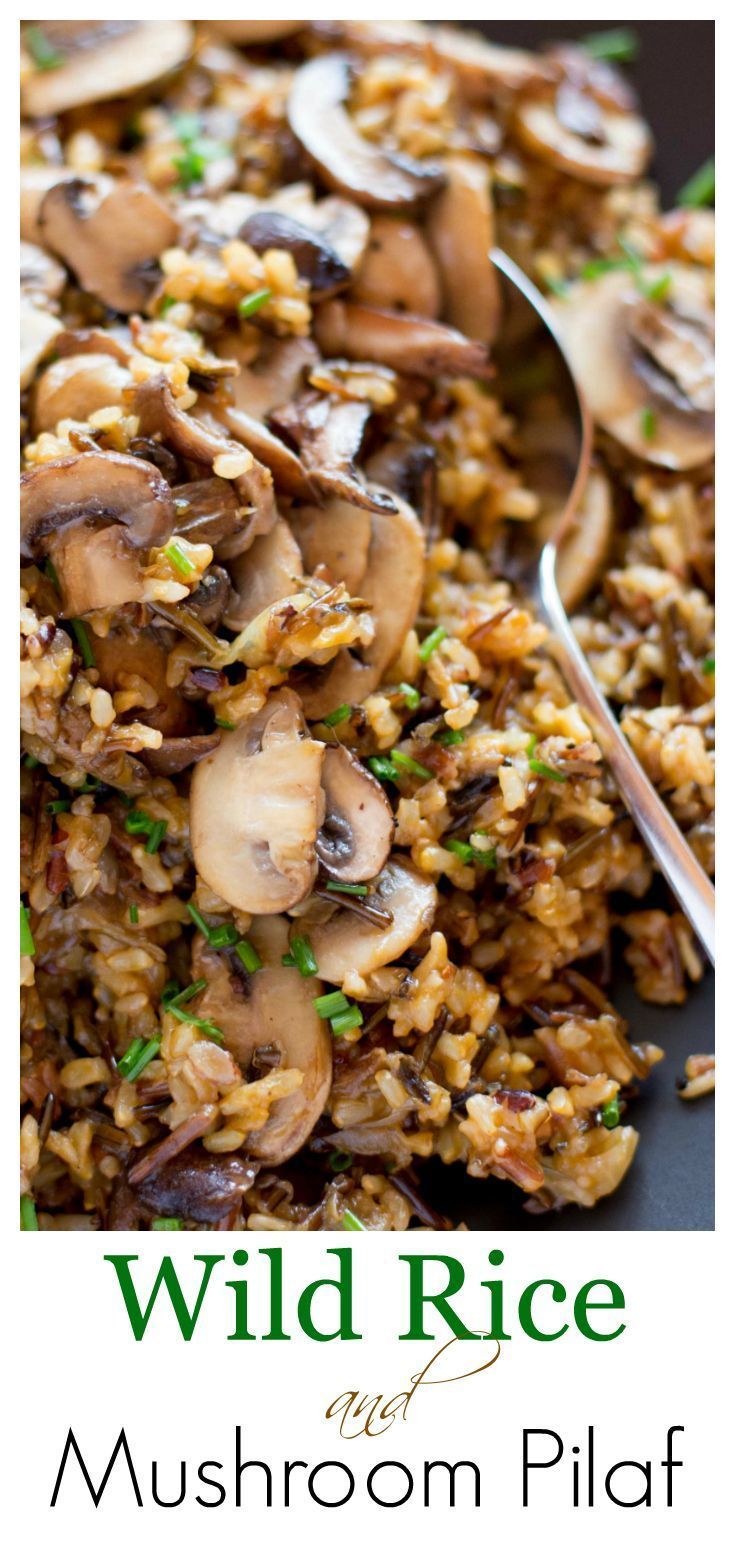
[167,980,207,1007]
[215,718,236,731]
[330,1005,364,1036]
[437,729,465,746]
[390,749,433,782]
[47,799,71,815]
[151,1217,183,1230]
[471,838,498,870]
[418,625,447,663]
[171,111,203,145]
[281,952,297,968]
[601,1094,621,1129]
[166,540,195,577]
[20,904,35,958]
[582,27,638,63]
[329,1151,352,1173]
[640,270,673,303]
[702,655,715,675]
[323,703,352,727]
[159,295,178,316]
[186,901,211,940]
[44,557,60,590]
[640,406,658,441]
[326,880,369,896]
[77,776,100,795]
[169,1004,223,1040]
[145,819,168,855]
[315,990,349,1020]
[25,25,64,70]
[208,923,239,949]
[118,1035,161,1082]
[129,904,139,925]
[173,139,229,190]
[238,287,272,319]
[367,755,401,783]
[23,754,40,768]
[445,838,474,865]
[528,758,567,783]
[125,809,154,837]
[545,275,569,298]
[342,1209,366,1231]
[676,157,715,209]
[20,1195,39,1230]
[290,934,318,978]
[235,939,262,974]
[397,682,421,710]
[70,618,96,669]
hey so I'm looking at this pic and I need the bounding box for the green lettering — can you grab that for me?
[518,1278,568,1341]
[398,1254,477,1341]
[574,1279,626,1341]
[105,1253,223,1341]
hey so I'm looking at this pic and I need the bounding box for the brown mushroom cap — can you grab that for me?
[316,745,393,883]
[288,499,372,594]
[20,449,173,561]
[270,391,398,515]
[225,516,303,632]
[190,689,326,914]
[192,917,332,1164]
[288,52,445,211]
[514,84,652,186]
[314,299,493,380]
[555,467,614,612]
[21,167,77,244]
[555,264,714,470]
[21,21,193,117]
[222,334,319,422]
[300,857,437,985]
[20,241,65,303]
[91,626,194,739]
[39,177,179,315]
[32,352,131,435]
[352,216,441,317]
[425,155,500,344]
[20,297,62,392]
[238,210,352,297]
[210,21,303,45]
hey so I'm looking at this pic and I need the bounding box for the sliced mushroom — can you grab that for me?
[179,564,232,630]
[20,241,65,304]
[288,499,372,594]
[192,916,332,1163]
[298,494,425,718]
[32,352,131,435]
[317,746,393,882]
[39,176,179,315]
[299,858,437,985]
[222,334,319,422]
[21,166,77,244]
[425,156,500,344]
[317,22,550,98]
[21,21,193,117]
[555,264,714,470]
[209,400,316,501]
[134,1147,257,1225]
[514,82,651,186]
[225,516,303,631]
[270,391,398,514]
[554,467,614,613]
[352,217,441,317]
[20,296,62,391]
[364,441,437,538]
[238,210,352,298]
[288,53,445,210]
[91,626,194,738]
[210,21,303,45]
[20,449,174,615]
[190,689,325,914]
[314,300,493,380]
[142,732,222,777]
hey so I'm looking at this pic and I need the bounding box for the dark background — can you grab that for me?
[422,19,716,1231]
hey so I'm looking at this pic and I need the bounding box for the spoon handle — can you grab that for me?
[538,545,715,966]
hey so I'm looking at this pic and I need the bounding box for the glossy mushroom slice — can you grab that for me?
[317,746,393,883]
[288,52,445,211]
[555,264,714,470]
[21,20,193,117]
[238,210,352,298]
[308,22,550,99]
[514,75,652,186]
[555,467,614,613]
[225,516,303,631]
[222,334,319,422]
[288,500,372,594]
[269,391,398,514]
[20,297,62,392]
[298,495,425,719]
[20,450,174,615]
[39,176,179,315]
[298,858,437,986]
[190,689,325,915]
[21,166,77,244]
[314,300,493,380]
[425,156,500,344]
[210,21,303,45]
[20,241,65,304]
[91,626,194,739]
[352,216,441,317]
[192,917,332,1164]
[32,352,131,435]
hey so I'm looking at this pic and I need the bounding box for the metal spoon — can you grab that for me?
[489,246,715,966]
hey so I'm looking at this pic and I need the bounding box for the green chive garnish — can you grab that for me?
[208,923,239,949]
[129,905,139,925]
[397,682,421,710]
[215,718,236,731]
[367,756,401,783]
[601,1094,621,1129]
[238,287,272,319]
[315,990,349,1020]
[47,799,71,815]
[323,703,352,727]
[582,27,638,63]
[445,839,474,865]
[640,406,658,441]
[545,275,569,298]
[171,111,202,145]
[25,25,64,70]
[702,655,715,675]
[290,935,318,978]
[20,1195,39,1230]
[151,1217,184,1230]
[281,952,297,968]
[166,540,195,578]
[640,271,673,303]
[418,626,447,663]
[186,901,212,939]
[329,1151,352,1173]
[676,157,715,209]
[23,754,40,768]
[528,759,567,783]
[235,939,262,974]
[173,138,229,190]
[437,729,465,746]
[159,295,178,316]
[44,557,60,590]
[326,880,369,896]
[390,749,433,782]
[471,839,498,870]
[330,1005,363,1036]
[145,820,168,855]
[71,618,96,669]
[118,1035,161,1082]
[342,1209,366,1231]
[20,904,35,958]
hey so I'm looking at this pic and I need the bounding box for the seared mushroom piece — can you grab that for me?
[223,334,319,422]
[317,746,393,883]
[20,241,65,304]
[298,495,425,718]
[210,21,303,45]
[40,176,179,315]
[314,300,493,380]
[312,21,549,98]
[555,264,714,470]
[193,917,332,1163]
[352,216,441,317]
[134,1148,257,1225]
[555,467,614,613]
[288,53,445,210]
[142,733,222,777]
[299,858,437,985]
[238,210,352,298]
[514,74,651,186]
[225,516,303,631]
[21,166,77,244]
[190,689,325,914]
[270,392,398,514]
[288,499,372,594]
[20,297,62,391]
[179,564,232,630]
[32,352,131,435]
[21,20,193,117]
[91,626,194,739]
[425,156,500,344]
[20,450,174,615]
[210,400,316,501]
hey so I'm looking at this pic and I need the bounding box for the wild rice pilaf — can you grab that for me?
[19,21,714,1231]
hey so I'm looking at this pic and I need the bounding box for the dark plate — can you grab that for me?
[423,20,715,1231]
